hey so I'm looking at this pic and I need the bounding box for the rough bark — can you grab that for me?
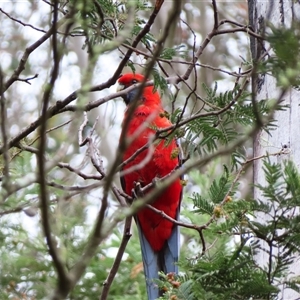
[250,1,300,298]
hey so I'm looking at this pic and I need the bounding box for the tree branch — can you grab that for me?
[36,4,71,298]
[3,11,70,93]
[0,67,10,195]
[99,216,133,300]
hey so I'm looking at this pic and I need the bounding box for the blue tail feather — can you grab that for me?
[137,221,179,300]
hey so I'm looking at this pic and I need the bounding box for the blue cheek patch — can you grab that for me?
[125,88,139,105]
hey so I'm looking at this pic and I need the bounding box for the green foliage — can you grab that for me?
[262,23,300,88]
[70,0,153,50]
[0,212,147,300]
[181,80,287,174]
[152,68,168,93]
[254,160,300,255]
[158,159,300,299]
[191,165,232,216]
[181,246,278,300]
[159,45,188,60]
[183,83,249,157]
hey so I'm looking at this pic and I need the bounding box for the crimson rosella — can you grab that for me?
[118,73,182,300]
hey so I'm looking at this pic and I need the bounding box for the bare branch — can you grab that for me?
[3,12,70,93]
[0,8,47,33]
[119,135,156,177]
[47,180,100,192]
[78,112,89,147]
[118,141,150,172]
[88,138,105,178]
[57,162,103,180]
[99,217,133,300]
[15,74,39,85]
[29,119,73,146]
[0,204,25,216]
[0,67,10,195]
[111,185,131,206]
[36,4,70,298]
[215,27,264,39]
[212,0,219,30]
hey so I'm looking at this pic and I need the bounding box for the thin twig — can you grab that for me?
[47,181,100,191]
[119,135,156,177]
[57,162,103,180]
[0,8,47,33]
[15,74,39,85]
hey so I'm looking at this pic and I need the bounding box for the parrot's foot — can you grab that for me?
[132,181,144,199]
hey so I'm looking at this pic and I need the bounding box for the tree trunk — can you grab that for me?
[249,1,300,299]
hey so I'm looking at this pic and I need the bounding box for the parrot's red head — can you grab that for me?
[117,73,161,107]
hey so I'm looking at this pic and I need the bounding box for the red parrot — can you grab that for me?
[117,73,182,300]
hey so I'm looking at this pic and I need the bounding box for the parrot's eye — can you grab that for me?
[131,79,138,84]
